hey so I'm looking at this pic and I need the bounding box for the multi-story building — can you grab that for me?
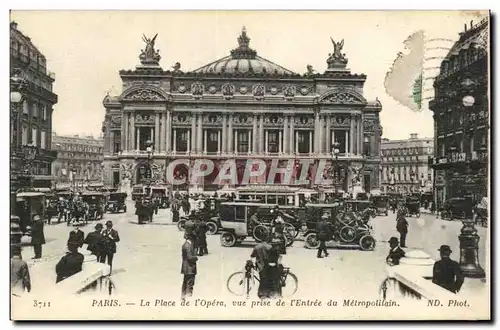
[101,28,382,195]
[429,18,489,207]
[51,133,104,189]
[380,133,434,194]
[10,21,58,191]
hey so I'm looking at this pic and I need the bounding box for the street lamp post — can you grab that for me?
[456,81,485,278]
[331,141,340,197]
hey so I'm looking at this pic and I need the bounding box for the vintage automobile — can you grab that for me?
[302,203,376,251]
[370,195,389,216]
[106,192,128,213]
[15,191,46,233]
[440,197,473,220]
[343,200,373,214]
[218,202,295,248]
[131,185,146,201]
[149,185,170,209]
[82,192,106,221]
[405,197,421,218]
[176,197,229,235]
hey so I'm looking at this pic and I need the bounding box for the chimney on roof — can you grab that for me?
[470,20,474,29]
[409,133,418,140]
[464,23,467,32]
[10,21,18,30]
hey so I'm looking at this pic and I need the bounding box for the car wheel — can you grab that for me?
[252,225,270,243]
[220,232,237,247]
[359,235,376,251]
[304,233,320,249]
[206,221,218,235]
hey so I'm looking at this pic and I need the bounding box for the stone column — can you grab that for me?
[289,115,295,154]
[259,115,264,153]
[358,115,363,156]
[309,131,313,154]
[197,113,203,152]
[349,116,357,155]
[130,114,135,151]
[283,116,289,154]
[155,113,160,151]
[278,131,282,153]
[319,115,324,154]
[203,129,207,154]
[314,111,320,153]
[217,130,221,153]
[122,113,128,151]
[252,115,258,154]
[345,130,349,155]
[222,114,227,153]
[295,131,298,153]
[234,130,239,154]
[191,114,196,153]
[228,114,233,153]
[136,128,140,151]
[165,111,171,152]
[249,130,252,153]
[265,131,269,153]
[173,129,177,152]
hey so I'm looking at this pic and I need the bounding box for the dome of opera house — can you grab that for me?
[191,27,296,76]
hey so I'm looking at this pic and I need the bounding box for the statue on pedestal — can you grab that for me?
[139,33,161,66]
[326,38,349,71]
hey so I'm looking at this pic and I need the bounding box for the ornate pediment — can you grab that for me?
[122,88,167,101]
[318,88,367,105]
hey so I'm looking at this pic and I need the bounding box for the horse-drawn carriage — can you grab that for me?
[405,196,421,218]
[370,195,389,216]
[302,203,376,251]
[14,191,46,234]
[218,202,296,248]
[106,192,127,213]
[82,192,106,221]
[440,197,474,220]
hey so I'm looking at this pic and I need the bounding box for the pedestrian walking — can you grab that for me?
[84,223,104,259]
[195,218,208,256]
[10,245,31,296]
[181,233,198,298]
[100,221,120,272]
[55,242,84,283]
[386,237,405,266]
[432,245,464,294]
[316,213,331,258]
[31,214,45,259]
[396,214,409,248]
[67,222,85,249]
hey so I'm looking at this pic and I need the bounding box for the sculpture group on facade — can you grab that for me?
[140,33,161,65]
[327,38,349,70]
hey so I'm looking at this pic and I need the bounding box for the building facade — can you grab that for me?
[51,134,105,189]
[380,133,434,194]
[10,21,58,191]
[429,18,489,207]
[101,28,382,194]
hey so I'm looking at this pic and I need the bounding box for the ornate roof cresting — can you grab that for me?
[230,26,257,59]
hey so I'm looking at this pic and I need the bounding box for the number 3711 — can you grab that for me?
[33,300,51,308]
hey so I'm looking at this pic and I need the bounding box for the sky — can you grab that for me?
[10,10,486,140]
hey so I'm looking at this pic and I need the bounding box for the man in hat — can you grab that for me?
[84,223,104,258]
[100,221,120,271]
[316,212,332,258]
[67,222,85,249]
[11,245,31,296]
[31,214,45,259]
[55,241,84,283]
[396,213,409,248]
[181,233,198,298]
[250,234,274,299]
[386,237,406,266]
[432,245,464,293]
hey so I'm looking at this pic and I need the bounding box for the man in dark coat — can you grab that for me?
[31,214,45,259]
[181,233,198,298]
[100,221,120,272]
[11,245,31,296]
[316,213,331,258]
[396,214,409,248]
[386,237,406,266]
[67,222,85,248]
[55,242,84,283]
[84,223,104,258]
[195,218,208,256]
[432,245,464,294]
[250,236,273,299]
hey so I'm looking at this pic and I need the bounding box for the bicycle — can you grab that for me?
[226,261,298,298]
